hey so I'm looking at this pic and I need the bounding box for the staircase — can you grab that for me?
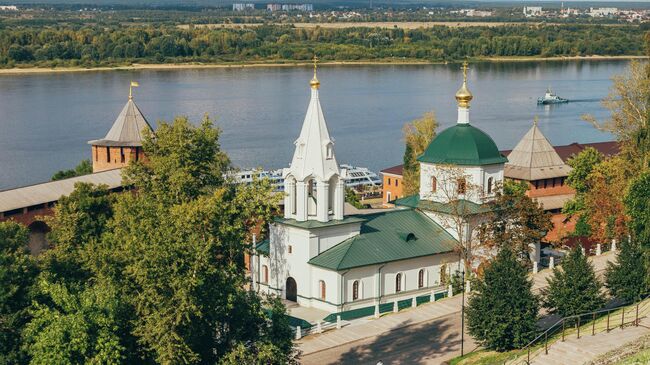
[529,321,650,364]
[509,296,650,365]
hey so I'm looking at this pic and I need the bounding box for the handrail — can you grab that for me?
[505,293,650,365]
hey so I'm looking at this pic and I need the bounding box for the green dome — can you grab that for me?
[418,124,508,166]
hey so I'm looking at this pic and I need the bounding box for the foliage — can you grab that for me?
[466,248,539,352]
[0,24,643,68]
[402,111,437,196]
[481,180,552,260]
[605,238,648,302]
[41,182,115,285]
[582,156,632,242]
[21,115,293,364]
[585,61,650,169]
[22,281,129,365]
[0,222,37,365]
[345,187,365,209]
[543,245,604,317]
[51,159,93,181]
[624,171,650,245]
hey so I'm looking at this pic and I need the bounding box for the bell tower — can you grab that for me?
[88,82,153,172]
[283,57,345,223]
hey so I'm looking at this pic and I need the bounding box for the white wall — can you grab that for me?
[419,162,504,205]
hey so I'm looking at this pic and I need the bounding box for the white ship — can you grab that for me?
[235,164,381,192]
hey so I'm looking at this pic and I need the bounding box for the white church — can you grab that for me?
[252,63,509,313]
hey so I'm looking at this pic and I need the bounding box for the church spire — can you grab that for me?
[455,61,473,124]
[283,61,345,222]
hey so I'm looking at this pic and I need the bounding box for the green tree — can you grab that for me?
[23,281,130,365]
[94,115,292,364]
[563,147,603,215]
[41,182,115,285]
[402,112,437,196]
[51,159,93,181]
[605,238,648,302]
[543,245,604,317]
[482,180,552,261]
[466,248,539,352]
[624,170,650,245]
[345,187,365,209]
[0,221,38,365]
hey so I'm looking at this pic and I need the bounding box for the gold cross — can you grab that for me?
[313,55,319,76]
[461,61,469,83]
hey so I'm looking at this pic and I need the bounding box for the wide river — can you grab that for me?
[0,60,632,190]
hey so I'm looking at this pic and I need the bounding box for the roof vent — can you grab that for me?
[398,231,417,242]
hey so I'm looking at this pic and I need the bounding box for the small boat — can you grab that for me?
[537,88,569,105]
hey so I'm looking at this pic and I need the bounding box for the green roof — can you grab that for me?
[418,124,508,166]
[308,209,458,271]
[255,239,270,256]
[274,216,366,229]
[394,194,491,215]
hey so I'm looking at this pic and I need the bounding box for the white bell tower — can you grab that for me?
[283,57,345,223]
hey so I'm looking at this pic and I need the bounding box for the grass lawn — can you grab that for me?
[614,348,650,364]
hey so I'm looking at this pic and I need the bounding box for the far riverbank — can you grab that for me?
[0,55,646,76]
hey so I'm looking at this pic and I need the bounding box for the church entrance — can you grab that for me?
[286,277,297,302]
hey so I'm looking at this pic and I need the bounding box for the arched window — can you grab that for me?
[431,177,437,193]
[352,280,359,300]
[487,177,493,194]
[325,143,333,159]
[457,178,467,195]
[262,265,269,284]
[395,273,402,293]
[319,280,326,300]
[418,269,425,288]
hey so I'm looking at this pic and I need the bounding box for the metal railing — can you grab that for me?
[505,294,650,365]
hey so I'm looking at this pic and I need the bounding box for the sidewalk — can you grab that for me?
[298,251,616,358]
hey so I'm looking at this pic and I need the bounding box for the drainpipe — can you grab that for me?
[377,264,386,303]
[340,270,349,311]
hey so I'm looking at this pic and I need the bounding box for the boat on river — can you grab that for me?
[537,88,569,105]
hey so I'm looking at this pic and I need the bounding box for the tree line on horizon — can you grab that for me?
[0,23,644,68]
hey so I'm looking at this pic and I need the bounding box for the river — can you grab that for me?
[0,60,631,190]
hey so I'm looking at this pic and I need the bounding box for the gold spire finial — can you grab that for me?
[310,55,320,89]
[455,61,473,108]
[129,81,139,100]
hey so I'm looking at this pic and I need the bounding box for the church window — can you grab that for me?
[352,280,359,300]
[395,273,402,293]
[418,269,425,288]
[319,280,326,300]
[262,265,269,284]
[326,143,333,159]
[298,143,305,158]
[457,178,467,195]
[288,245,293,254]
[487,177,493,194]
[431,177,437,192]
[106,146,111,163]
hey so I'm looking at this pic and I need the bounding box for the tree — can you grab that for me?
[0,221,38,365]
[22,281,130,365]
[51,159,93,181]
[584,61,650,169]
[402,111,437,196]
[543,245,604,317]
[345,187,365,209]
[466,248,539,352]
[624,170,650,245]
[482,180,552,261]
[95,116,292,364]
[605,238,648,302]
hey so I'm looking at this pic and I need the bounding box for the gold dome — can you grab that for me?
[455,61,473,108]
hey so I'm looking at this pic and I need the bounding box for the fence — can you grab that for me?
[506,294,650,365]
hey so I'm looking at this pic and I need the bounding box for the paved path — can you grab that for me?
[298,252,616,365]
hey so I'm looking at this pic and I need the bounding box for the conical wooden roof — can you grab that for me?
[88,98,153,147]
[505,123,571,180]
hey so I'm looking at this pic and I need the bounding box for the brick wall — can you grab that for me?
[91,145,145,172]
